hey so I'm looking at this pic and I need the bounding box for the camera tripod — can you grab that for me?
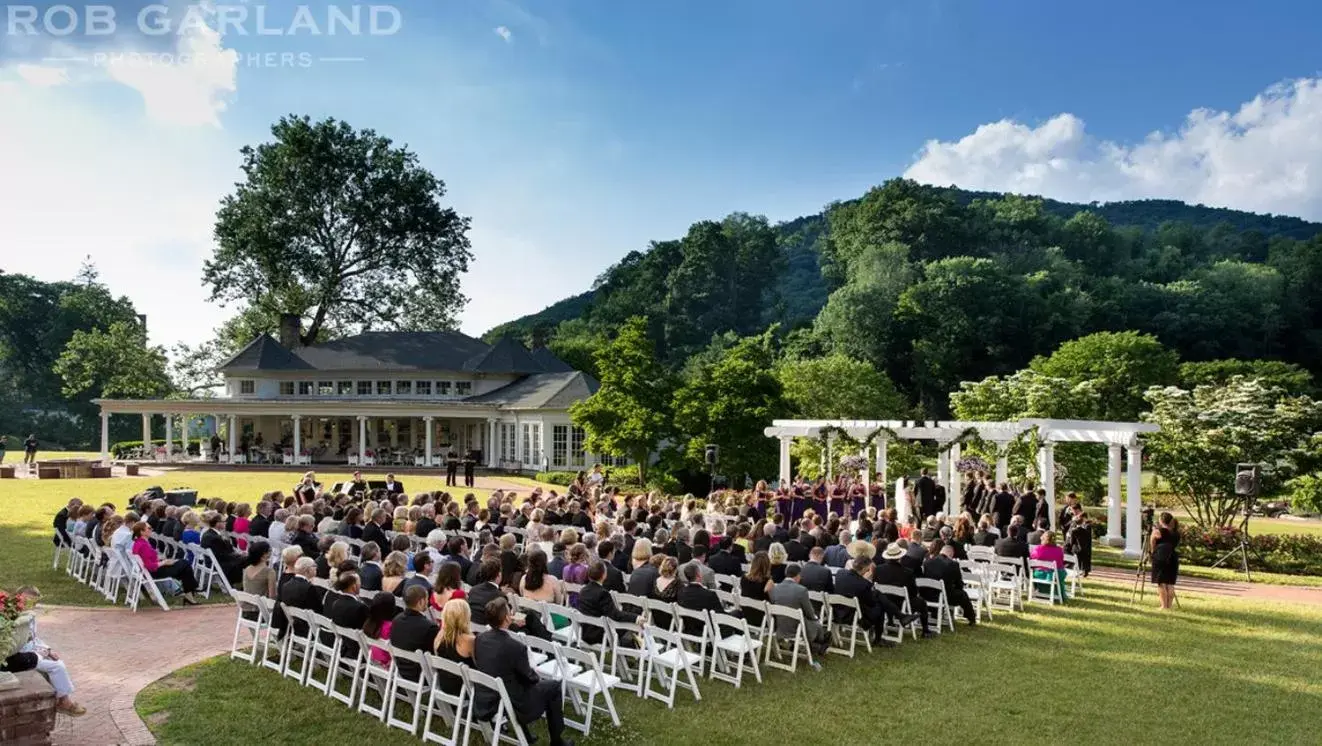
[1131,515,1180,608]
[1209,513,1257,582]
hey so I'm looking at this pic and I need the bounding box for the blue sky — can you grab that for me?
[2,0,1321,348]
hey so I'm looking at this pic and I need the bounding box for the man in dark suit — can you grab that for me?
[916,468,938,519]
[389,585,439,682]
[612,526,636,573]
[785,530,809,563]
[799,547,834,593]
[348,471,368,496]
[362,508,391,557]
[201,515,243,584]
[1013,489,1039,532]
[707,538,741,577]
[992,484,1016,531]
[292,515,321,560]
[626,555,660,598]
[597,541,626,593]
[53,498,81,546]
[358,543,384,591]
[248,501,273,539]
[414,506,438,539]
[922,543,977,626]
[994,524,1031,575]
[279,557,325,638]
[547,544,567,579]
[473,597,574,746]
[834,556,916,644]
[1027,518,1048,547]
[676,564,726,637]
[467,558,552,640]
[445,450,459,487]
[383,473,404,495]
[462,449,477,488]
[577,561,643,646]
[323,572,371,652]
[874,544,933,637]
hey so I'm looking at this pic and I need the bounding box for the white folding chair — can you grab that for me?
[464,667,530,746]
[229,590,273,664]
[916,578,955,633]
[328,624,368,707]
[763,603,815,674]
[1029,559,1063,605]
[52,532,72,570]
[386,646,434,735]
[129,554,173,612]
[421,653,471,746]
[875,584,916,642]
[709,611,762,688]
[559,643,621,735]
[736,597,770,645]
[545,603,580,647]
[279,605,317,684]
[356,632,392,721]
[641,626,702,709]
[826,594,871,658]
[961,569,992,623]
[305,613,339,695]
[1064,553,1084,598]
[989,561,1025,612]
[967,545,996,563]
[607,619,647,696]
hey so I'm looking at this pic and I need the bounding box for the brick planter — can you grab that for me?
[125,464,139,476]
[0,671,56,744]
[0,466,14,479]
[90,466,112,478]
[36,468,60,480]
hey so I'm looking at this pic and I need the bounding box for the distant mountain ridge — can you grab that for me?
[485,189,1321,342]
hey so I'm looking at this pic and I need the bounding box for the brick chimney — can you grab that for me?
[278,313,302,349]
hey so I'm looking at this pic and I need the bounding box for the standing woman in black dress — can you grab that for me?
[1149,512,1181,610]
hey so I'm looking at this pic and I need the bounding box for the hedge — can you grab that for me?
[111,438,205,458]
[1180,526,1322,576]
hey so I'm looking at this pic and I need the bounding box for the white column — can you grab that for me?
[514,416,524,466]
[487,418,499,467]
[825,433,834,481]
[947,442,961,514]
[935,447,948,498]
[1124,445,1144,558]
[293,415,302,460]
[859,446,870,491]
[994,442,1009,486]
[1106,443,1124,546]
[894,477,910,522]
[357,416,367,462]
[99,410,110,462]
[777,436,792,487]
[875,438,888,486]
[539,421,552,471]
[424,416,434,465]
[141,413,151,451]
[1038,441,1056,529]
[165,415,174,461]
[227,415,237,461]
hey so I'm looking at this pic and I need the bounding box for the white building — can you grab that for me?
[95,316,605,472]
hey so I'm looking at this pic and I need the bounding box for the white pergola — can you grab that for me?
[763,418,1159,558]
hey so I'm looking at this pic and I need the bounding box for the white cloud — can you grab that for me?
[103,22,238,128]
[494,25,513,42]
[15,64,69,87]
[904,77,1322,220]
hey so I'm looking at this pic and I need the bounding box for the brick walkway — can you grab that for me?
[35,604,234,746]
[1091,565,1322,605]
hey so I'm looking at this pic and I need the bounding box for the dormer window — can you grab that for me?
[455,381,472,396]
[239,380,255,395]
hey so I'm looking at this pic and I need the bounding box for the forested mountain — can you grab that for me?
[485,179,1322,415]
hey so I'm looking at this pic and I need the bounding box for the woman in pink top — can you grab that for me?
[1029,531,1069,600]
[363,592,398,667]
[129,521,200,604]
[232,503,252,549]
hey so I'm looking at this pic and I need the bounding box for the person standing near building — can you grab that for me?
[23,433,38,464]
[463,449,477,487]
[446,449,459,487]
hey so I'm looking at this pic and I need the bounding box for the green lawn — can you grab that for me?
[1091,545,1322,588]
[136,581,1322,746]
[0,469,538,604]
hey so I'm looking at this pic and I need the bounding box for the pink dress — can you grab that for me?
[370,621,393,666]
[1030,543,1065,569]
[233,517,250,549]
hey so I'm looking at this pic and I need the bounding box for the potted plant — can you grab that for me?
[0,589,35,691]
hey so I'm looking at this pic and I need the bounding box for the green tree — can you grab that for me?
[813,241,913,370]
[673,330,786,483]
[205,115,473,345]
[569,317,672,483]
[777,355,906,419]
[55,321,172,401]
[1143,378,1322,529]
[1179,359,1314,397]
[1030,331,1179,421]
[821,178,969,283]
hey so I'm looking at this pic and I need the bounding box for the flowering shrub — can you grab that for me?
[0,588,30,659]
[838,455,869,473]
[955,457,989,474]
[1180,527,1322,576]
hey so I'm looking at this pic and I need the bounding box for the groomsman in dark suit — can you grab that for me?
[473,597,575,746]
[916,469,938,519]
[445,450,459,486]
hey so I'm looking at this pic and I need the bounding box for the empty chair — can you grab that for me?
[763,604,816,674]
[709,611,763,688]
[641,626,702,709]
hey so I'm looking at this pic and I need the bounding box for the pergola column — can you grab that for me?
[1106,443,1124,546]
[99,410,110,462]
[141,414,151,451]
[227,414,237,462]
[292,415,302,459]
[424,416,434,465]
[1124,444,1144,558]
[777,435,791,487]
[994,440,1010,486]
[825,432,834,481]
[948,441,962,514]
[357,416,367,462]
[859,446,870,491]
[1038,441,1056,529]
[165,415,174,461]
[875,438,888,487]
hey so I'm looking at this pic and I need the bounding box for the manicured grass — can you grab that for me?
[0,469,519,604]
[1091,545,1322,588]
[136,581,1322,746]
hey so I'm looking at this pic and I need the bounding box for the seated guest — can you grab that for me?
[1029,531,1069,600]
[875,543,933,637]
[279,557,325,638]
[995,524,1031,575]
[271,545,303,637]
[823,532,851,568]
[364,592,398,667]
[240,540,277,620]
[233,503,252,548]
[597,540,628,592]
[381,551,409,594]
[799,547,834,593]
[973,516,998,547]
[677,541,716,590]
[323,571,370,655]
[358,542,384,591]
[626,540,659,597]
[414,505,438,539]
[248,500,273,539]
[201,512,244,584]
[768,542,789,582]
[578,560,644,646]
[649,556,680,629]
[399,552,437,605]
[12,587,85,715]
[434,561,467,609]
[920,541,976,626]
[561,543,590,603]
[769,564,828,657]
[473,597,574,746]
[707,537,742,577]
[433,599,476,696]
[676,563,725,637]
[131,522,199,604]
[267,510,291,545]
[291,515,321,560]
[469,558,553,641]
[389,585,440,683]
[739,552,775,627]
[362,508,392,557]
[835,555,917,645]
[318,540,350,581]
[1027,518,1048,547]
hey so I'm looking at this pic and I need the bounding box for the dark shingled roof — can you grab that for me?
[462,336,544,375]
[466,371,600,409]
[530,346,575,373]
[218,334,314,371]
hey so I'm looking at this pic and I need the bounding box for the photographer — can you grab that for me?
[1149,511,1181,610]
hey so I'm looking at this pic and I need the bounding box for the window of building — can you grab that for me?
[416,380,431,396]
[500,423,517,461]
[570,426,586,468]
[522,423,543,466]
[298,381,313,396]
[337,380,353,396]
[239,379,255,395]
[437,381,452,397]
[552,425,568,468]
[396,380,412,396]
[318,381,334,396]
[455,381,473,396]
[354,381,369,396]
[279,381,295,396]
[377,380,392,395]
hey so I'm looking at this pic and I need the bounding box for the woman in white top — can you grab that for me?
[267,509,290,544]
